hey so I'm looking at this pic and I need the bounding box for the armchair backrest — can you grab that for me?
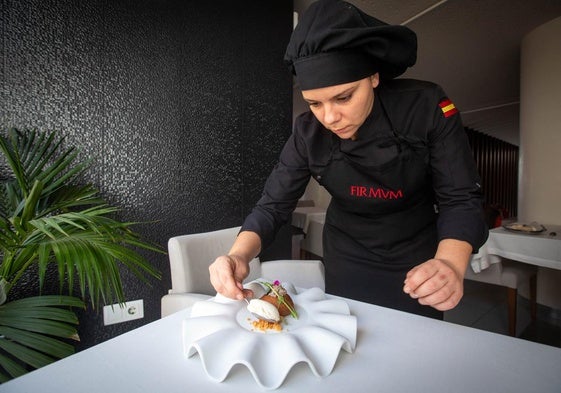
[167,226,259,295]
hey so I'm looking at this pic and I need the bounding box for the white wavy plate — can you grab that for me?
[182,281,357,390]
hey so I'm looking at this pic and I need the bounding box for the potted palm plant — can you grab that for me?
[0,128,163,383]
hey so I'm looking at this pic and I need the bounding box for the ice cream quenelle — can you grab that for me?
[244,280,300,332]
[247,298,281,322]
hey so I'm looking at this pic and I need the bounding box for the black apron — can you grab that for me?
[316,96,443,319]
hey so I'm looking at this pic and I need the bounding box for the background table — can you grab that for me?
[300,214,325,258]
[471,224,561,272]
[291,206,326,259]
[2,293,561,393]
[291,206,326,233]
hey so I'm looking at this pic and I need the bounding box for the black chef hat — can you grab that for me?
[285,0,417,90]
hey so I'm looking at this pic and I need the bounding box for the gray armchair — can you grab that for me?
[161,226,325,317]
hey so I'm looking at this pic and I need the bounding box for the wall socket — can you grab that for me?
[103,299,144,326]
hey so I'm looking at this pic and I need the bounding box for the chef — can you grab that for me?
[209,0,488,319]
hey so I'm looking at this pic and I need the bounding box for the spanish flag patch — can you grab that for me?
[439,98,458,118]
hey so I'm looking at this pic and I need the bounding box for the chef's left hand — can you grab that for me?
[403,258,464,311]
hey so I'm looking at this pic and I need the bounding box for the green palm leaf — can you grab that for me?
[0,128,164,382]
[0,295,83,380]
[22,212,161,305]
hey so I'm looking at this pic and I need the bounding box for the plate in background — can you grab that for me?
[503,222,546,234]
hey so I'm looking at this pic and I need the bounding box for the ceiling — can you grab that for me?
[293,0,561,146]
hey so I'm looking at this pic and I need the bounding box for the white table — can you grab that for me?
[300,214,325,257]
[291,206,326,259]
[471,224,561,272]
[2,294,561,393]
[291,206,326,233]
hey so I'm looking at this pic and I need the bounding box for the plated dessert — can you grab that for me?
[183,281,357,389]
[246,280,298,332]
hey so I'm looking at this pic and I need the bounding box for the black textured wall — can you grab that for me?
[0,0,293,349]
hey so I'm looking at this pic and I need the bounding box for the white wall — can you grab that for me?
[519,16,561,309]
[519,16,561,223]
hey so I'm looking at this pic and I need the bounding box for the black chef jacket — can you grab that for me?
[242,78,488,318]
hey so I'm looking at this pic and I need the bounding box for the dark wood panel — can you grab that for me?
[466,128,519,219]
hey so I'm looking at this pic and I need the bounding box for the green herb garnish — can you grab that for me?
[260,280,298,319]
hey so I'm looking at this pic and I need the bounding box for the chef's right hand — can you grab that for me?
[209,254,251,300]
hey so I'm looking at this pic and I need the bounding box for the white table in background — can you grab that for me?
[300,214,325,257]
[291,206,326,259]
[471,224,561,272]
[291,206,326,233]
[2,293,561,393]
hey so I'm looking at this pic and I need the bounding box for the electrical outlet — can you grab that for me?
[103,299,144,326]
